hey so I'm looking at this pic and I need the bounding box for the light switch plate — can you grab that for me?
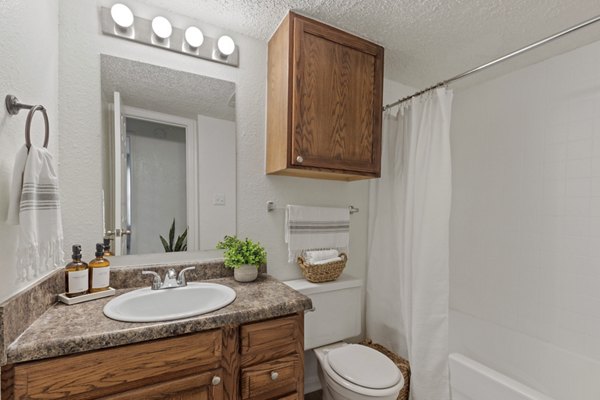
[213,193,226,205]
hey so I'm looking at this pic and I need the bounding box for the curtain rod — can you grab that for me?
[383,14,600,111]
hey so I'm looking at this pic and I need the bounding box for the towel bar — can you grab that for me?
[266,201,359,214]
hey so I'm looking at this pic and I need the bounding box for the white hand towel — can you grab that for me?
[309,256,343,266]
[304,249,339,263]
[285,205,349,263]
[6,145,28,225]
[7,145,64,281]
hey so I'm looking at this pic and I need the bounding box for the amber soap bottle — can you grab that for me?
[65,245,89,297]
[102,238,113,257]
[89,243,111,292]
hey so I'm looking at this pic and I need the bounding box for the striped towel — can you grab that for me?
[7,145,64,281]
[285,205,349,263]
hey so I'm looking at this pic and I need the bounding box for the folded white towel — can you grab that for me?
[309,256,343,266]
[285,205,349,263]
[7,145,64,281]
[304,249,339,263]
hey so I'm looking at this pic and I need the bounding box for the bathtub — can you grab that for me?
[449,353,555,400]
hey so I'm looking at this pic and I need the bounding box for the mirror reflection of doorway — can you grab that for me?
[125,117,187,255]
[101,55,236,257]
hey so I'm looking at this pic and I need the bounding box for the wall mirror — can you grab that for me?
[100,55,236,256]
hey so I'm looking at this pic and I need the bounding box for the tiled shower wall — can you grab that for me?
[450,39,600,399]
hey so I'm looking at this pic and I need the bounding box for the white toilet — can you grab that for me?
[284,275,404,400]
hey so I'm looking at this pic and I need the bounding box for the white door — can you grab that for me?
[112,91,129,255]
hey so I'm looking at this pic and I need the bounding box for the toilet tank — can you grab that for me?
[284,275,362,350]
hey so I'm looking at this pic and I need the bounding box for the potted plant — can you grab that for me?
[216,235,266,282]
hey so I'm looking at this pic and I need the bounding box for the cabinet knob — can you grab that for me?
[296,155,303,163]
[212,376,221,386]
[270,371,279,381]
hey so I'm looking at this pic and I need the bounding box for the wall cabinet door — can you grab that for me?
[291,16,382,175]
[267,12,384,181]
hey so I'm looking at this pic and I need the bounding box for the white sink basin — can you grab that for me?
[103,282,236,322]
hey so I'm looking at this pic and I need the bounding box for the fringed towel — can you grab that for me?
[285,205,349,263]
[6,145,64,281]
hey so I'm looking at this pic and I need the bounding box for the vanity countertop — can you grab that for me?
[5,274,312,364]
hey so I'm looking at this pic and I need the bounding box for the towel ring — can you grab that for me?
[24,105,49,149]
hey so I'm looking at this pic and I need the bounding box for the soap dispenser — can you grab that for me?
[89,243,111,293]
[102,238,113,257]
[65,245,89,297]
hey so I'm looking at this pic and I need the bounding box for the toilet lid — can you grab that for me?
[326,344,402,389]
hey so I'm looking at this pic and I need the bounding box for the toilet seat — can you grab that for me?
[319,344,404,397]
[327,344,402,389]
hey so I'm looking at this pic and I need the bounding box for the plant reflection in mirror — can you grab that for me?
[160,219,188,252]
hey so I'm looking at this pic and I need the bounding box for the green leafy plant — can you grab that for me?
[216,235,267,269]
[160,219,188,252]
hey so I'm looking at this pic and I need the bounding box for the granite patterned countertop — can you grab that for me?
[6,274,312,364]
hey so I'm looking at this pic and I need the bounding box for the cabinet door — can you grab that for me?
[10,331,221,399]
[99,370,223,400]
[291,16,383,175]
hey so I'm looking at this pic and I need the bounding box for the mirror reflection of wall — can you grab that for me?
[126,118,187,255]
[100,55,236,256]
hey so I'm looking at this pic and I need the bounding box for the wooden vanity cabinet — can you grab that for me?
[98,370,224,400]
[266,12,384,181]
[1,313,304,400]
[239,315,304,400]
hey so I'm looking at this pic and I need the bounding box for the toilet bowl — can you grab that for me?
[283,275,404,398]
[314,342,404,400]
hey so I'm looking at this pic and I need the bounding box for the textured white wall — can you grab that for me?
[450,39,600,400]
[57,0,414,286]
[197,114,236,250]
[0,0,59,302]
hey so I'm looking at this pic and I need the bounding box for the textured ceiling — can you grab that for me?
[134,0,600,88]
[100,55,236,121]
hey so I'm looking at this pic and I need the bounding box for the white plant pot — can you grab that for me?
[234,264,258,282]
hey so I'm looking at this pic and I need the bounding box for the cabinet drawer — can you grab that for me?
[241,355,301,400]
[240,315,301,356]
[12,330,222,399]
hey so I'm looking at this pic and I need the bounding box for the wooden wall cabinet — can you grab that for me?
[266,12,384,181]
[1,314,304,400]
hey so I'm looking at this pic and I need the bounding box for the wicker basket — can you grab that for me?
[296,253,347,283]
[360,339,411,400]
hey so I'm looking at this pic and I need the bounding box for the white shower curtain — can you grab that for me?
[366,88,453,400]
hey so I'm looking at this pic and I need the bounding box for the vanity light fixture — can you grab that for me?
[184,26,204,48]
[101,5,239,67]
[152,16,172,40]
[110,3,134,29]
[217,35,235,56]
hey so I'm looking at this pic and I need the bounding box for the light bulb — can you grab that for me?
[152,16,172,39]
[110,3,134,29]
[185,26,204,48]
[217,35,235,56]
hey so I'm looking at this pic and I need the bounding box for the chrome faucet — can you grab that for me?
[141,267,196,290]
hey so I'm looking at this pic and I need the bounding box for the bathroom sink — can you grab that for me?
[103,282,236,322]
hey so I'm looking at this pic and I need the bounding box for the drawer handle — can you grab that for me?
[212,376,221,386]
[296,155,303,163]
[271,371,279,381]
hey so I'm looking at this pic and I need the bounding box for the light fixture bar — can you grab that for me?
[100,7,239,67]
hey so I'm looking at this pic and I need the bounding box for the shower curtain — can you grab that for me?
[366,88,453,400]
